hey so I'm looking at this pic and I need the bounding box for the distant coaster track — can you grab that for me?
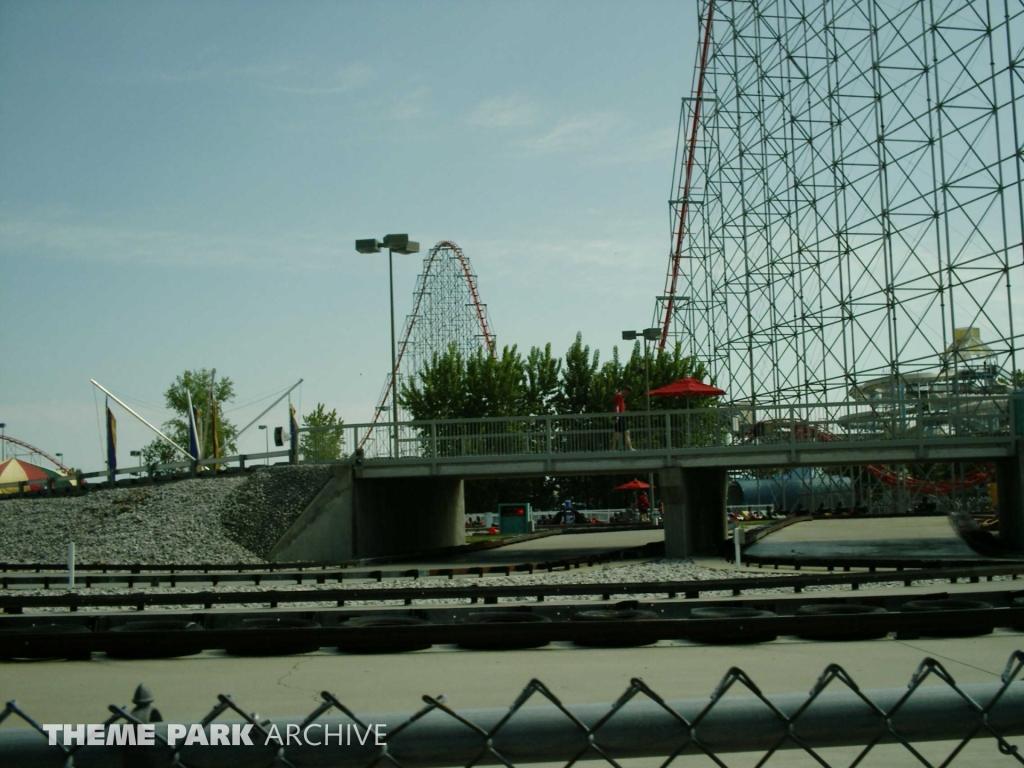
[0,436,72,474]
[361,241,496,449]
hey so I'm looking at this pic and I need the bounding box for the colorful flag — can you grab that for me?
[105,398,117,471]
[186,391,201,460]
[289,404,299,462]
[210,397,220,460]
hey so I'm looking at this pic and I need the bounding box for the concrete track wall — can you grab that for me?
[268,464,465,561]
[268,465,356,561]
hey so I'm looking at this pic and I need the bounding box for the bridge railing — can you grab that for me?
[297,393,1018,463]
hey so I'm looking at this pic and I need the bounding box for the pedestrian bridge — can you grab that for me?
[279,396,1022,562]
[299,396,1020,479]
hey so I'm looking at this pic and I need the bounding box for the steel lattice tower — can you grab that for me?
[398,241,496,389]
[658,0,1024,406]
[365,241,496,443]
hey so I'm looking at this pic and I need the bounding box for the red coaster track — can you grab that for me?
[361,241,496,449]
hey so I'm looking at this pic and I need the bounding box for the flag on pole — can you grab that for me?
[105,398,117,471]
[211,397,220,460]
[186,391,201,460]
[289,404,299,463]
[190,406,202,460]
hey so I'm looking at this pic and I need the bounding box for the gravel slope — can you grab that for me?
[219,465,335,557]
[0,465,335,565]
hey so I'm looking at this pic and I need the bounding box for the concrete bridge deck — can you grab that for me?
[352,436,1014,479]
[283,400,1023,561]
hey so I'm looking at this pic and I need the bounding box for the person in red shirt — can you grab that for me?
[610,386,634,450]
[637,491,650,519]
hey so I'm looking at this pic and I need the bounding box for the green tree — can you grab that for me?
[523,343,562,415]
[299,403,344,462]
[463,345,527,417]
[401,344,533,421]
[555,333,601,413]
[142,369,237,464]
[400,345,470,421]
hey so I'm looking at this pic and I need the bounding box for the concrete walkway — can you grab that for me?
[2,633,1021,765]
[398,529,665,570]
[745,516,988,560]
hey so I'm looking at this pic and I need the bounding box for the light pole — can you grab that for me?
[356,234,420,459]
[258,425,268,464]
[621,328,661,411]
[622,328,662,510]
[0,423,5,462]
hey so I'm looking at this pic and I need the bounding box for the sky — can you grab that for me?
[0,0,698,472]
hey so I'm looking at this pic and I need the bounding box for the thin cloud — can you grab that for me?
[109,63,293,85]
[272,63,374,95]
[516,112,623,153]
[467,95,539,128]
[596,126,679,166]
[0,213,340,270]
[382,84,433,121]
[108,62,374,97]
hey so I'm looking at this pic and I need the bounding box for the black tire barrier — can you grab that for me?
[572,609,658,622]
[222,618,323,657]
[458,611,552,650]
[793,604,889,641]
[686,606,779,645]
[106,620,204,659]
[335,616,433,654]
[902,599,994,638]
[689,607,773,620]
[0,623,92,660]
[571,608,659,648]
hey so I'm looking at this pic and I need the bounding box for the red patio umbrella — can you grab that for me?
[647,377,725,398]
[614,478,650,490]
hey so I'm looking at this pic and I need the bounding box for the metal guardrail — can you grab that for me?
[0,450,293,496]
[298,394,1020,463]
[5,395,1017,490]
[1,652,1022,766]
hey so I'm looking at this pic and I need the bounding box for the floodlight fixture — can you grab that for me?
[356,239,382,254]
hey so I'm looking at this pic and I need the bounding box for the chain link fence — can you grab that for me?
[2,650,1022,767]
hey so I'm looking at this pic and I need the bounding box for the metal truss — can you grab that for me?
[397,240,496,402]
[659,0,1024,408]
[363,242,496,449]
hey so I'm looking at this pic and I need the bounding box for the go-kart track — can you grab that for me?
[3,514,1024,768]
[1,522,1022,658]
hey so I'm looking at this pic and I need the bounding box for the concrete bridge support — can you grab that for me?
[660,466,728,558]
[268,464,465,561]
[995,446,1024,553]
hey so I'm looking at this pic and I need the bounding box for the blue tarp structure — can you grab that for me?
[727,468,853,513]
